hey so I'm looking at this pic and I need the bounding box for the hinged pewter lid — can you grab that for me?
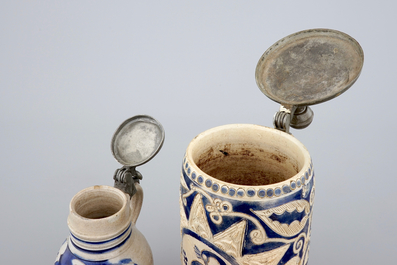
[111,115,165,167]
[111,115,165,198]
[255,28,364,133]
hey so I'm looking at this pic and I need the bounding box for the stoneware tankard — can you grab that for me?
[179,29,364,265]
[180,124,314,265]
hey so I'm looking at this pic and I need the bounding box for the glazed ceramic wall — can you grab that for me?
[180,125,315,265]
[55,185,153,265]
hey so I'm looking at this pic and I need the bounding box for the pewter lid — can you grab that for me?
[111,115,165,167]
[255,28,364,106]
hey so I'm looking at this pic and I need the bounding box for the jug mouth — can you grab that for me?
[71,185,126,220]
[185,124,311,189]
[68,185,131,242]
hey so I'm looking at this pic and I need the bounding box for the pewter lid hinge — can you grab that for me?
[113,166,142,199]
[273,105,314,134]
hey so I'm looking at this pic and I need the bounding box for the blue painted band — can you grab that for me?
[70,227,132,254]
[70,223,131,245]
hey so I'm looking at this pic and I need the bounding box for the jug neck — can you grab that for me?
[67,185,133,255]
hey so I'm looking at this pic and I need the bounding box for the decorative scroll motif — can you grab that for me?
[193,245,228,265]
[251,200,310,237]
[180,164,315,265]
[300,212,313,265]
[183,185,267,245]
[206,198,266,245]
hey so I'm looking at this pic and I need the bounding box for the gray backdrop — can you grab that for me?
[1,1,395,264]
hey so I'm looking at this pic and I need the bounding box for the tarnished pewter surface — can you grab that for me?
[256,28,364,106]
[111,115,165,167]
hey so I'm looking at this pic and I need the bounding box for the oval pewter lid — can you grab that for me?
[255,28,364,133]
[255,28,364,106]
[111,115,165,167]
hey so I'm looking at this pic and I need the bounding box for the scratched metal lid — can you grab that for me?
[111,115,165,167]
[255,28,364,106]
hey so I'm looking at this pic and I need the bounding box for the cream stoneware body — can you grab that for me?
[180,124,314,265]
[55,185,153,265]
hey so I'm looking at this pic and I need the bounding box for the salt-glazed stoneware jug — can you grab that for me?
[180,29,364,265]
[55,115,165,265]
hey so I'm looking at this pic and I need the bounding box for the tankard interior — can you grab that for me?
[72,187,125,219]
[189,124,308,186]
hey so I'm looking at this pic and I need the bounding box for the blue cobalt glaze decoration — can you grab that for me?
[180,124,314,265]
[55,240,136,265]
[205,179,212,188]
[258,189,266,198]
[228,188,236,197]
[247,189,256,197]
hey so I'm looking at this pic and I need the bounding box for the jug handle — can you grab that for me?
[130,182,143,225]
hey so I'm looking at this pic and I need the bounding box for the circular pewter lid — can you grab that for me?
[255,28,364,106]
[111,115,165,167]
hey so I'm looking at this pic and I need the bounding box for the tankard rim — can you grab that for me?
[183,124,313,201]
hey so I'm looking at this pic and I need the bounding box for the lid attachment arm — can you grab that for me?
[273,105,314,133]
[113,166,143,199]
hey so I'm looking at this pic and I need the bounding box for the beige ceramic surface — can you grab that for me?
[57,185,153,265]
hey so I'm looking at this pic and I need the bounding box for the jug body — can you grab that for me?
[180,124,315,265]
[55,185,153,265]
